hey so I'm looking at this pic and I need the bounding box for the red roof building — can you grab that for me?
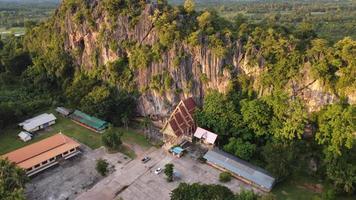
[161,98,197,148]
[2,133,80,176]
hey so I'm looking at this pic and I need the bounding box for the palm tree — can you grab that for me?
[121,115,129,130]
[141,116,152,140]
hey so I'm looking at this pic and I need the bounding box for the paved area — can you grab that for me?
[76,148,260,200]
[25,146,130,200]
[119,151,258,200]
[25,143,261,200]
[75,147,162,200]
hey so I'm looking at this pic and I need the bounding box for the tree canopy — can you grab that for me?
[316,103,355,156]
[170,183,235,200]
[0,159,27,200]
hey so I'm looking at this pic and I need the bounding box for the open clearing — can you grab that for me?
[76,148,258,200]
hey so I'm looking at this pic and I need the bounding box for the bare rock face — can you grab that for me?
[57,1,353,118]
[60,2,234,118]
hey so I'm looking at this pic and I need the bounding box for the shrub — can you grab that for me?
[219,172,232,183]
[102,126,122,151]
[235,189,259,200]
[96,159,109,176]
[322,189,336,200]
[164,163,174,182]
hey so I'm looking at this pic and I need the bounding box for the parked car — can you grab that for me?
[155,167,163,174]
[141,156,151,163]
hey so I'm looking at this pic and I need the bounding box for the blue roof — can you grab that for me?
[172,147,184,154]
[203,148,275,191]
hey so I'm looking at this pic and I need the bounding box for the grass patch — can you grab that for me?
[0,109,152,158]
[118,127,151,149]
[0,125,57,155]
[0,110,102,155]
[272,173,354,200]
[119,145,136,159]
[49,114,102,149]
[272,174,323,200]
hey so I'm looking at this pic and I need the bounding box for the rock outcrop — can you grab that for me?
[54,0,353,119]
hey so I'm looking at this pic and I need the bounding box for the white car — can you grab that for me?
[154,167,163,175]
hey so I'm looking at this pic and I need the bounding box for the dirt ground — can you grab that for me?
[25,145,131,200]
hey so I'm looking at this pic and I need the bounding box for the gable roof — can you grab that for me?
[2,134,80,169]
[18,131,32,142]
[19,113,57,131]
[162,97,197,137]
[203,148,275,191]
[194,127,218,144]
[70,110,108,131]
[56,107,72,116]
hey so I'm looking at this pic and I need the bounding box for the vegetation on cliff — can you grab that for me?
[0,0,355,198]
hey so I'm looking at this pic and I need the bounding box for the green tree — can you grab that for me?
[197,11,212,29]
[106,57,135,91]
[102,126,122,151]
[129,44,153,69]
[96,159,109,176]
[80,85,112,117]
[277,100,307,140]
[316,103,355,155]
[321,189,336,200]
[141,116,153,139]
[307,39,337,91]
[241,99,272,136]
[170,183,235,200]
[235,189,259,200]
[65,73,98,106]
[184,0,195,13]
[265,93,307,140]
[323,147,356,194]
[164,163,174,182]
[259,194,276,200]
[121,114,129,130]
[219,172,231,183]
[334,37,356,96]
[262,141,297,181]
[195,90,242,142]
[0,159,27,200]
[224,138,256,161]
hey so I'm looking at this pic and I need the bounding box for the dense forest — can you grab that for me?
[0,0,355,199]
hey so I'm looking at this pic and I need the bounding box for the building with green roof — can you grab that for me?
[70,110,108,133]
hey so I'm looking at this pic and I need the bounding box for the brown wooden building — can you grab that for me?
[161,98,197,148]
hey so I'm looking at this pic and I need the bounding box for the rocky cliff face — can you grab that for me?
[55,0,353,119]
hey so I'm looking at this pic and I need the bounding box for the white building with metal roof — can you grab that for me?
[194,127,218,145]
[18,131,32,142]
[203,148,276,192]
[19,113,57,132]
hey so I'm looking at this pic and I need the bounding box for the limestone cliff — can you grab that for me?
[51,0,353,119]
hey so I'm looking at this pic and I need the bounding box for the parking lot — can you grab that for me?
[76,148,259,200]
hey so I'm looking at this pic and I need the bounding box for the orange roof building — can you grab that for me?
[161,98,197,148]
[2,133,80,176]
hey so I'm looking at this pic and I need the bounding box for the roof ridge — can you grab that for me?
[4,134,68,164]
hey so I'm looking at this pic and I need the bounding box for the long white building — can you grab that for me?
[19,113,57,132]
